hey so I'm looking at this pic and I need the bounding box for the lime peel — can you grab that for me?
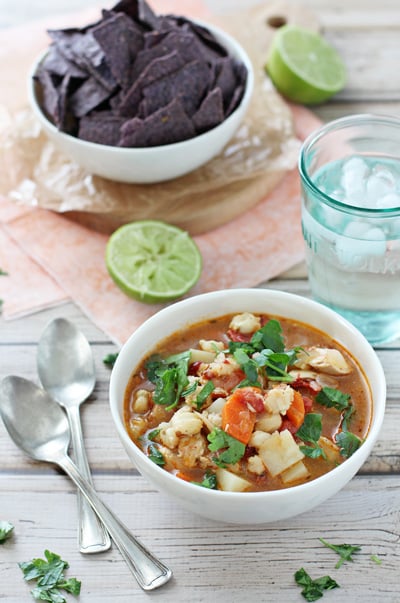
[266,25,346,105]
[105,220,202,303]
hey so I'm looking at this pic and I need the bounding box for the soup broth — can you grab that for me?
[123,312,372,492]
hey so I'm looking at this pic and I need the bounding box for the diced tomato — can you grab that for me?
[303,395,314,413]
[226,328,252,343]
[280,418,298,435]
[202,367,246,392]
[188,361,202,376]
[292,377,321,394]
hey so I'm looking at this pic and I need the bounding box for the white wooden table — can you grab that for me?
[1,1,399,601]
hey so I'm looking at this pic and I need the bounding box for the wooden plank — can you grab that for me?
[0,473,398,602]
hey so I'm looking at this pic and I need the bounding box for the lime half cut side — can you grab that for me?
[105,220,202,303]
[266,25,346,105]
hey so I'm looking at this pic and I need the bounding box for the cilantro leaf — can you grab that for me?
[250,319,285,353]
[146,351,190,410]
[294,568,339,601]
[0,521,14,543]
[19,550,81,603]
[335,431,363,458]
[233,348,260,385]
[193,470,217,489]
[102,352,119,367]
[194,380,215,410]
[207,428,246,467]
[148,444,165,466]
[147,428,160,441]
[0,268,8,276]
[319,538,361,568]
[316,387,351,412]
[296,414,326,459]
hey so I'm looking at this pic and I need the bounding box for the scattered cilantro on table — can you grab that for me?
[19,550,81,603]
[0,521,14,543]
[319,538,362,568]
[102,352,119,367]
[294,567,339,601]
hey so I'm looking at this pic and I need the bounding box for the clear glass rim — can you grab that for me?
[299,113,400,216]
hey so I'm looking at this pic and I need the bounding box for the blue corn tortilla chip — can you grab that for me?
[142,59,212,116]
[91,13,144,88]
[79,112,125,145]
[214,57,238,110]
[109,0,160,30]
[48,28,117,91]
[118,50,185,116]
[35,0,248,150]
[40,44,87,78]
[192,87,224,133]
[119,97,195,147]
[69,76,112,117]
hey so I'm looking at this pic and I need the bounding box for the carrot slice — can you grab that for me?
[175,471,192,482]
[221,387,260,444]
[286,390,305,430]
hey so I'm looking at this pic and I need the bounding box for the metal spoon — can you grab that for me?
[37,317,111,554]
[0,376,172,591]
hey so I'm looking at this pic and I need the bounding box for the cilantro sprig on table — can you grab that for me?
[229,319,301,386]
[0,520,14,543]
[319,538,361,568]
[294,568,339,601]
[19,550,81,603]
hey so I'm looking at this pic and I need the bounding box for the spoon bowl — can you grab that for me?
[0,375,172,591]
[37,317,95,408]
[37,317,111,554]
[0,376,70,462]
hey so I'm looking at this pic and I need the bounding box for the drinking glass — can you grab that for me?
[299,114,400,345]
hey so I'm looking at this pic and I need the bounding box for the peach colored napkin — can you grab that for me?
[0,105,322,345]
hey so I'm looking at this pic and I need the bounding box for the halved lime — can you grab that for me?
[265,25,346,105]
[105,220,202,303]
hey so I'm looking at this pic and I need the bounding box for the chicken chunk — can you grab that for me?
[294,347,351,375]
[229,312,261,335]
[264,384,294,414]
[132,389,152,414]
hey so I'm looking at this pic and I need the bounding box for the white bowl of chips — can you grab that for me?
[28,3,254,184]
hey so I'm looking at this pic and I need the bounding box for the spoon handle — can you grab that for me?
[58,453,172,591]
[66,405,111,554]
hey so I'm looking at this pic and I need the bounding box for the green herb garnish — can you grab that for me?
[294,567,339,601]
[229,320,300,384]
[335,431,363,458]
[102,352,119,367]
[19,550,81,603]
[194,380,215,410]
[319,538,361,568]
[0,269,8,276]
[296,413,326,459]
[207,428,246,467]
[148,443,165,466]
[0,521,14,543]
[316,387,351,412]
[370,554,382,565]
[146,351,190,410]
[147,428,160,441]
[193,470,217,489]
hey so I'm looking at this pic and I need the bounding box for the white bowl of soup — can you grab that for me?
[109,288,386,524]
